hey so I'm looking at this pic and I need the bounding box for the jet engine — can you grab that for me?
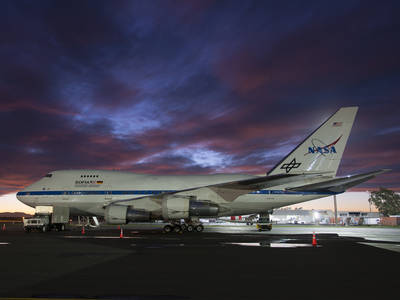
[162,196,219,220]
[105,205,151,224]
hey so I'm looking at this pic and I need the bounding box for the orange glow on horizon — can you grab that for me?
[0,193,35,214]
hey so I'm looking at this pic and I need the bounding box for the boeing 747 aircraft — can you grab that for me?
[16,107,388,232]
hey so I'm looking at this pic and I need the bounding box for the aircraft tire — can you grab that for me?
[195,224,204,232]
[186,225,194,232]
[163,225,173,233]
[173,225,182,233]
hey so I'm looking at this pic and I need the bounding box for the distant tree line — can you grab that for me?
[368,188,400,216]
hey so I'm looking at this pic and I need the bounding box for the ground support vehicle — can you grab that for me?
[23,206,69,232]
[256,216,272,231]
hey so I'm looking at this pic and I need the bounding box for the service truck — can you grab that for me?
[23,206,69,232]
[256,216,272,231]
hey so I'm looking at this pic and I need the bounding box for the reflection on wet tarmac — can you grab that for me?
[225,241,319,248]
[269,243,314,248]
[226,242,261,247]
[64,236,140,239]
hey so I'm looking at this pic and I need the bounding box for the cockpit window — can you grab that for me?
[45,173,52,178]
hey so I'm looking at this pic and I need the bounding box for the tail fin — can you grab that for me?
[268,107,358,176]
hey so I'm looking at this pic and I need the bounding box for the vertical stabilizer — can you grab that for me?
[268,107,358,176]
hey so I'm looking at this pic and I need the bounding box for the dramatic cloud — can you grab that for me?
[0,0,399,197]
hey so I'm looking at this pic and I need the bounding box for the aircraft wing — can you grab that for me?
[203,172,326,202]
[110,172,326,205]
[286,169,390,193]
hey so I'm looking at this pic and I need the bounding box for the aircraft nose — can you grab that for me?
[16,189,27,204]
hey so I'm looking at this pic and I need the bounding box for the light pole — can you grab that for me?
[334,194,338,225]
[367,190,371,213]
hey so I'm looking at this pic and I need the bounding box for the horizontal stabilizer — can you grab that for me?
[287,169,390,193]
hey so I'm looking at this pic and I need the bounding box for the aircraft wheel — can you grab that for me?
[195,224,204,232]
[163,225,173,233]
[42,225,47,233]
[180,224,187,232]
[173,225,182,233]
[186,224,194,232]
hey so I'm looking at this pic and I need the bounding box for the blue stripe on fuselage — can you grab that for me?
[17,189,337,196]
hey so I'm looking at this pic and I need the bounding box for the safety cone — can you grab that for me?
[120,227,124,238]
[312,232,317,247]
[2,224,5,231]
[81,225,85,235]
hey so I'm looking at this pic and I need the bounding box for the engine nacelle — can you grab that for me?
[105,205,151,225]
[162,196,189,220]
[162,196,219,220]
[189,200,219,217]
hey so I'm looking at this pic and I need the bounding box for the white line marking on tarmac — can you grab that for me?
[0,242,10,245]
[359,242,400,253]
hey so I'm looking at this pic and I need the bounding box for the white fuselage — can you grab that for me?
[17,170,335,217]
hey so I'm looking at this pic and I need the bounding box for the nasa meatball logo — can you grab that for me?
[305,135,342,156]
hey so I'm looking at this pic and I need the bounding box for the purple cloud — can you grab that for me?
[0,0,399,196]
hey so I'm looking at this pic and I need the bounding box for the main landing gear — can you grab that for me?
[163,219,204,233]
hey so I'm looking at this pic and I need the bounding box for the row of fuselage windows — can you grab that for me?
[80,175,100,178]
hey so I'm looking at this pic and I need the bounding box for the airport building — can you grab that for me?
[380,216,400,226]
[271,209,382,225]
[338,211,381,225]
[271,209,334,224]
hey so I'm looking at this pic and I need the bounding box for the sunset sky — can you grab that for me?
[0,1,399,213]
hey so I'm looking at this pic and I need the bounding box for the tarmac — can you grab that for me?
[1,223,399,300]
